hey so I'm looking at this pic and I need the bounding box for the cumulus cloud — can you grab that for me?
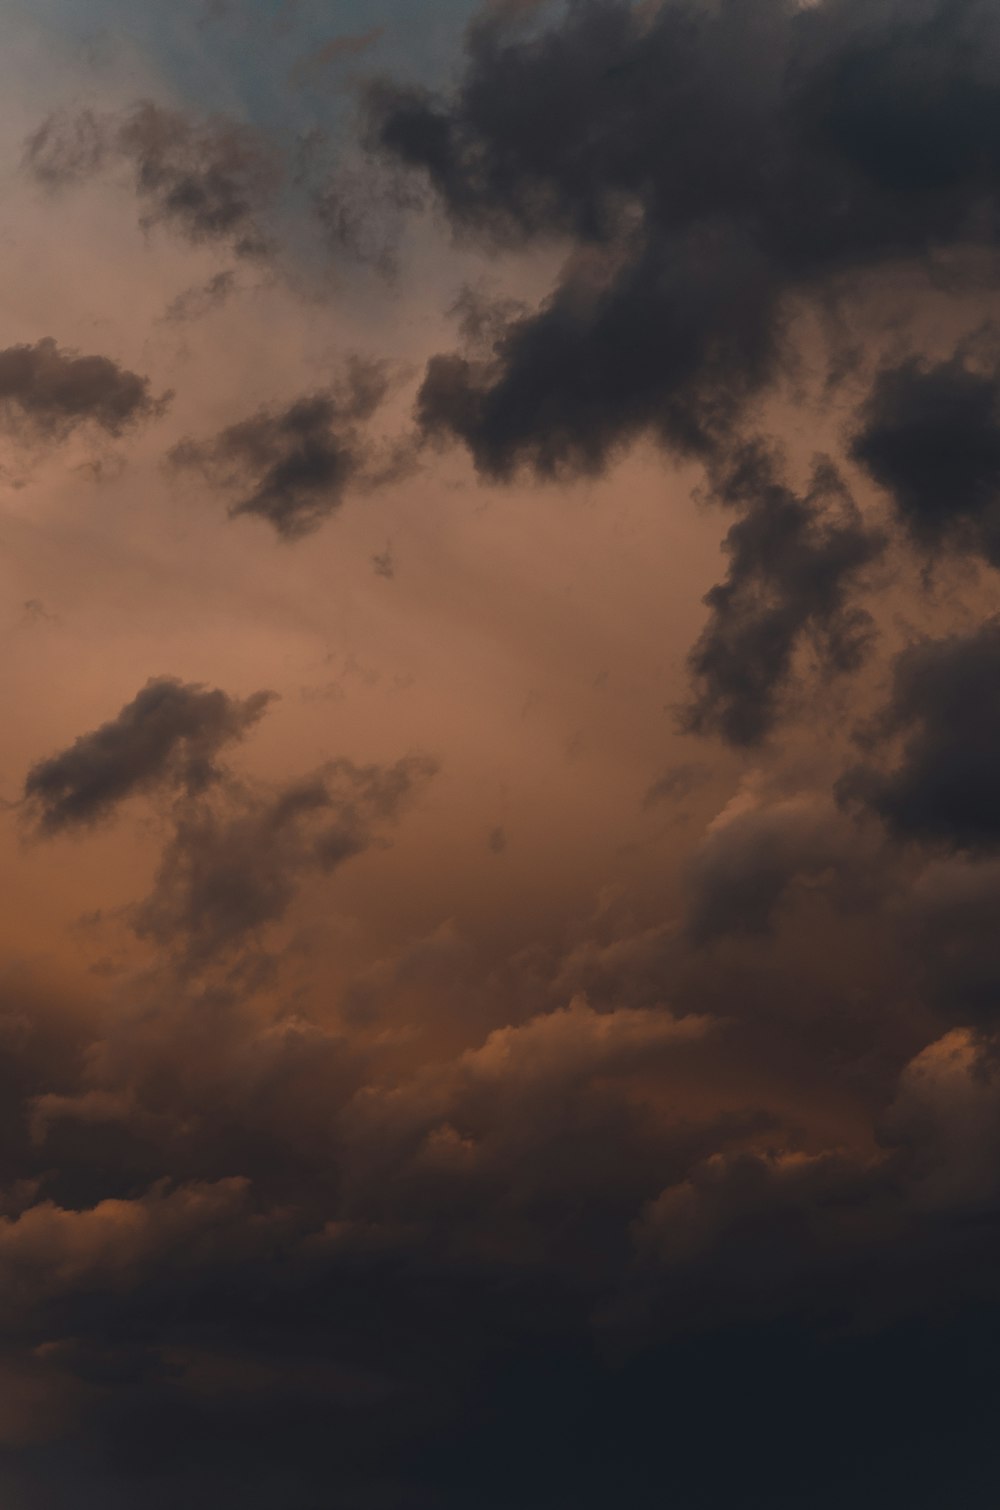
[851,343,1000,565]
[168,360,392,537]
[0,337,169,441]
[839,619,1000,851]
[684,787,866,942]
[23,678,274,835]
[371,0,1000,479]
[681,443,885,746]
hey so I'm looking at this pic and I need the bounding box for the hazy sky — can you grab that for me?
[3,1,1000,1505]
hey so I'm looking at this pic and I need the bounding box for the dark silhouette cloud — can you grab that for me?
[23,678,274,835]
[851,345,1000,564]
[169,360,391,538]
[25,102,281,257]
[0,337,169,440]
[840,618,1000,852]
[370,0,1000,480]
[681,444,885,746]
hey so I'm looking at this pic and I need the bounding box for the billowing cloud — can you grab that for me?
[371,0,1000,478]
[682,443,884,746]
[852,344,1000,564]
[839,619,1000,852]
[7,0,1000,1505]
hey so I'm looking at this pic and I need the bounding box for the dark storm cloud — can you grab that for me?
[133,755,438,964]
[681,444,885,747]
[25,102,281,257]
[0,338,169,440]
[839,618,1000,851]
[168,360,391,538]
[23,678,274,835]
[851,344,1000,564]
[369,0,1000,479]
[899,859,1000,1029]
[684,793,864,943]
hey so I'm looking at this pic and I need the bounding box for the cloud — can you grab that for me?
[0,1178,258,1312]
[23,678,274,835]
[25,102,281,257]
[681,443,885,746]
[370,0,1000,479]
[162,269,237,324]
[839,618,1000,851]
[684,788,867,943]
[851,344,1000,564]
[132,755,439,965]
[0,338,169,441]
[168,360,391,538]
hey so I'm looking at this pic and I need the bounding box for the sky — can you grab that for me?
[2,0,1000,1504]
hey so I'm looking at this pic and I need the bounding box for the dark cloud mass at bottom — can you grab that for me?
[10,0,1000,1505]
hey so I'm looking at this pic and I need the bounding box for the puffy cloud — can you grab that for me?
[839,619,1000,851]
[685,787,867,942]
[883,1029,1000,1211]
[168,361,392,538]
[851,345,1000,564]
[0,1178,257,1312]
[23,678,274,835]
[371,0,1000,478]
[681,444,884,746]
[0,338,169,441]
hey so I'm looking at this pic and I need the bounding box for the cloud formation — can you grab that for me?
[25,102,281,257]
[852,343,1000,564]
[682,443,885,746]
[840,619,1000,852]
[23,678,273,834]
[169,361,392,537]
[133,755,439,966]
[0,338,169,440]
[371,0,1000,479]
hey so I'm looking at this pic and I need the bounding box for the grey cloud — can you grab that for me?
[132,755,439,965]
[681,444,885,747]
[839,618,1000,852]
[684,792,868,944]
[23,678,274,835]
[168,360,391,538]
[0,338,169,440]
[851,344,1000,565]
[371,0,1000,480]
